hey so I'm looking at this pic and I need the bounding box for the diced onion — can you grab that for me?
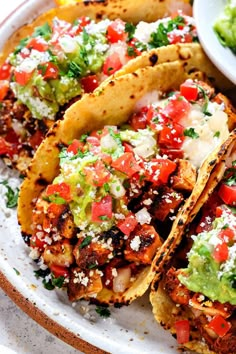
[113,267,131,293]
[135,207,151,225]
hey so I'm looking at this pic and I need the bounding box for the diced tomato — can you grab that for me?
[129,110,148,130]
[99,153,112,165]
[218,228,235,243]
[0,62,11,80]
[123,142,133,153]
[180,81,198,101]
[182,33,194,43]
[175,320,190,344]
[0,137,18,157]
[106,19,126,43]
[159,121,184,149]
[84,160,111,187]
[67,139,84,154]
[145,158,177,185]
[29,130,44,150]
[112,152,140,178]
[207,315,231,337]
[213,242,229,263]
[50,264,69,278]
[0,80,9,100]
[30,233,48,251]
[117,213,138,236]
[27,37,48,52]
[87,136,100,147]
[195,213,214,234]
[72,16,91,35]
[162,94,191,122]
[159,148,184,160]
[91,195,113,223]
[102,52,122,76]
[14,69,33,85]
[46,182,72,202]
[218,183,236,206]
[39,62,59,80]
[81,75,99,93]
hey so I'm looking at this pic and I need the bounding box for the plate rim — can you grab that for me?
[193,0,236,85]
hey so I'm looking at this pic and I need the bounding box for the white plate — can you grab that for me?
[0,1,178,353]
[193,0,236,85]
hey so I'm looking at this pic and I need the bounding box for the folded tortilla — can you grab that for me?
[150,131,236,353]
[0,0,234,173]
[18,61,236,305]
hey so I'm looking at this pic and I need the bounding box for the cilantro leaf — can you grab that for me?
[33,22,52,40]
[13,37,29,55]
[125,23,136,41]
[95,305,111,318]
[184,128,199,139]
[79,236,92,249]
[0,180,19,208]
[67,61,82,78]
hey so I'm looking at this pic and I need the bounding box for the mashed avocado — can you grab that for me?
[178,209,236,305]
[214,0,236,53]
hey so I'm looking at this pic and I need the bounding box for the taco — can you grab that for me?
[0,1,232,172]
[150,131,236,354]
[17,61,236,306]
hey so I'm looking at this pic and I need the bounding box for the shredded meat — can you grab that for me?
[164,267,191,305]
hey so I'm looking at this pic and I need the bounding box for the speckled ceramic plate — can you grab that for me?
[0,1,178,353]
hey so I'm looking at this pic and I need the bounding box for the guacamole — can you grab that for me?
[214,0,236,54]
[178,207,236,305]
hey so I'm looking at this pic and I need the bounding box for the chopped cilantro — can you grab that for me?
[67,61,82,78]
[46,194,67,205]
[127,46,136,57]
[103,183,110,192]
[214,131,220,138]
[34,268,65,290]
[99,215,109,221]
[79,236,92,249]
[37,64,47,75]
[33,22,52,40]
[80,133,89,142]
[149,16,185,48]
[223,160,236,186]
[124,23,136,40]
[184,128,199,139]
[222,224,229,229]
[0,180,19,208]
[228,274,236,289]
[13,268,20,276]
[95,305,111,318]
[13,37,29,55]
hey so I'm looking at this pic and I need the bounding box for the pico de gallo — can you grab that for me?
[27,79,232,303]
[163,157,236,353]
[0,12,197,171]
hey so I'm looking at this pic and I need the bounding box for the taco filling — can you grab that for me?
[27,79,231,303]
[162,158,236,353]
[0,12,197,171]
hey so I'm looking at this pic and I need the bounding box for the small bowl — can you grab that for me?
[193,0,236,85]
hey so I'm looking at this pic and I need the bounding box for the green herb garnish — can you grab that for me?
[125,23,136,41]
[95,305,111,318]
[184,128,199,139]
[33,22,52,40]
[0,180,19,208]
[67,61,82,78]
[79,236,92,249]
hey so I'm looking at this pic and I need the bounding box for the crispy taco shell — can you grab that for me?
[150,131,236,353]
[0,0,193,63]
[0,0,234,174]
[18,60,236,305]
